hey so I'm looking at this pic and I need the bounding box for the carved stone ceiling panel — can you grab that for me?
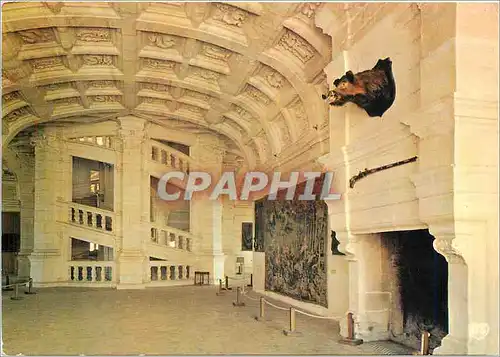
[2,2,331,168]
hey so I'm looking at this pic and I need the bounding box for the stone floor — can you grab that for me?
[2,284,415,355]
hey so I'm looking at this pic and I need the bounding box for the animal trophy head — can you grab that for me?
[322,57,396,117]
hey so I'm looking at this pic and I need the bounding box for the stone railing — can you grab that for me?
[68,135,115,149]
[150,223,194,252]
[67,261,115,283]
[69,203,115,233]
[149,141,194,174]
[149,260,192,282]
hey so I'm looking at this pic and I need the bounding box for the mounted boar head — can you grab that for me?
[322,58,396,117]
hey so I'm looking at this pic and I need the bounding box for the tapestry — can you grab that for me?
[254,200,265,252]
[241,222,253,251]
[257,198,328,307]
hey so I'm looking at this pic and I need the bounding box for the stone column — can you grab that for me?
[316,4,354,317]
[453,5,498,353]
[115,116,149,289]
[386,238,404,336]
[190,198,226,284]
[406,3,499,355]
[336,232,391,341]
[101,162,114,211]
[190,137,225,283]
[17,154,35,280]
[357,234,391,341]
[191,186,225,282]
[211,198,225,282]
[426,223,469,355]
[29,129,69,285]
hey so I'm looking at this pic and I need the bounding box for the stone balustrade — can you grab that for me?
[68,135,115,149]
[149,261,192,282]
[149,141,193,174]
[150,224,193,252]
[68,261,115,283]
[69,203,115,233]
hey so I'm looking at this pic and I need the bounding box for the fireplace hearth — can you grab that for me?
[382,229,448,352]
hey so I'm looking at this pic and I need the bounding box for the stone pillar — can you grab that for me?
[191,198,226,284]
[386,239,404,336]
[190,136,225,283]
[430,221,497,356]
[101,163,114,211]
[404,3,459,353]
[336,232,391,341]
[115,116,149,289]
[17,155,35,280]
[29,129,69,285]
[316,3,354,317]
[212,198,225,282]
[426,223,469,355]
[406,3,499,355]
[335,231,360,338]
[453,5,499,353]
[356,238,391,342]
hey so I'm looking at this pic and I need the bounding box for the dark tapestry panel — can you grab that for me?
[242,222,253,251]
[258,199,328,307]
[254,200,265,252]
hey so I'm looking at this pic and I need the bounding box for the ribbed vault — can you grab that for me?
[2,2,331,169]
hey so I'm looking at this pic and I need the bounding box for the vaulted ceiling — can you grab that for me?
[2,2,332,169]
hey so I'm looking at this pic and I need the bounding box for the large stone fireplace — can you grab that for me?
[316,2,498,355]
[335,229,452,353]
[382,230,448,352]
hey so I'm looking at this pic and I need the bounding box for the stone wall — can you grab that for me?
[316,3,499,354]
[221,199,254,278]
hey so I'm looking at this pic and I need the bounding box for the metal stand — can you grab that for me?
[232,287,245,307]
[25,278,37,295]
[283,307,302,336]
[225,276,232,290]
[255,296,265,321]
[11,283,24,300]
[247,273,253,288]
[413,331,430,355]
[420,331,430,355]
[216,279,225,296]
[339,312,363,345]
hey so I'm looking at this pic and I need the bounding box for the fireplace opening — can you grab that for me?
[382,229,448,352]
